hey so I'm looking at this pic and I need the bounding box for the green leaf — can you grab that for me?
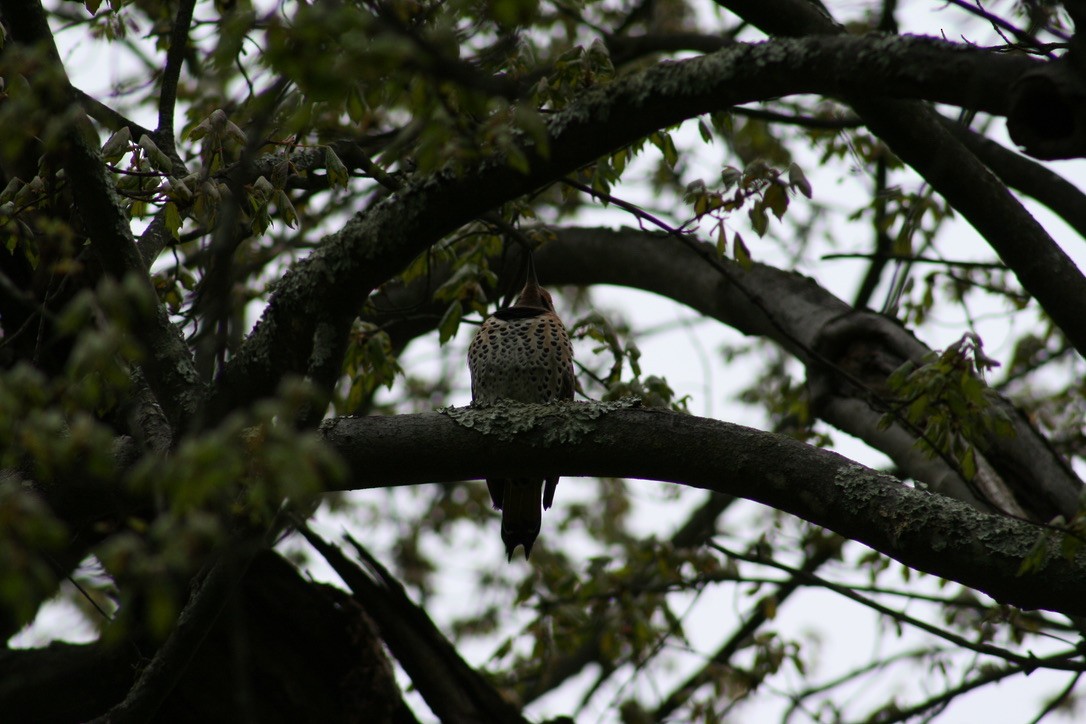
[764,183,789,220]
[276,190,298,228]
[506,146,530,175]
[101,126,132,163]
[1016,535,1048,576]
[960,445,976,480]
[324,147,350,188]
[138,134,172,173]
[716,225,728,258]
[698,119,713,143]
[734,231,752,269]
[438,301,463,344]
[649,131,678,167]
[164,202,181,241]
[749,202,768,237]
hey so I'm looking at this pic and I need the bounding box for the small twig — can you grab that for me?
[943,0,1068,51]
[710,541,1086,672]
[1026,670,1083,724]
[733,105,862,130]
[823,252,1006,270]
[865,661,1032,724]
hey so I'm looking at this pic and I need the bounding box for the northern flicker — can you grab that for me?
[467,254,575,561]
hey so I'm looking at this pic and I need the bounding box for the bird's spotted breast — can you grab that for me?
[468,312,574,405]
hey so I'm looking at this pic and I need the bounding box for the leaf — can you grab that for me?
[0,178,23,204]
[276,190,298,228]
[438,301,462,344]
[101,126,132,163]
[506,146,530,175]
[764,183,789,220]
[721,166,742,190]
[324,147,349,188]
[734,231,752,269]
[748,202,768,237]
[138,134,172,173]
[611,147,627,174]
[788,162,812,198]
[164,202,181,241]
[251,175,274,202]
[650,131,678,167]
[698,118,713,143]
[716,225,728,258]
[663,134,678,167]
[1016,535,1049,576]
[960,445,976,481]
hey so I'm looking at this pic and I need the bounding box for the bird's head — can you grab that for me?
[513,253,555,312]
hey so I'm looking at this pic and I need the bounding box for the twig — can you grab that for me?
[943,0,1068,50]
[823,252,1006,270]
[709,541,1086,672]
[652,537,843,720]
[156,0,197,157]
[864,661,1031,724]
[1027,670,1083,724]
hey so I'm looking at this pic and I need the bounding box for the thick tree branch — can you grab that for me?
[209,33,1042,420]
[0,550,405,722]
[718,0,1086,367]
[320,404,1086,617]
[944,117,1086,241]
[91,544,257,724]
[368,228,1081,520]
[301,527,528,724]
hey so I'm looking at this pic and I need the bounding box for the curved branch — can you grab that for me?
[944,117,1086,241]
[367,227,1082,520]
[210,32,1044,420]
[320,404,1086,617]
[719,0,1086,362]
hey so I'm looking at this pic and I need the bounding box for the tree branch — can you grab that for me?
[319,404,1086,617]
[300,527,528,723]
[653,536,844,719]
[208,32,1041,421]
[156,0,196,157]
[718,0,1086,368]
[944,117,1086,241]
[90,544,257,724]
[522,493,738,704]
[367,227,1081,520]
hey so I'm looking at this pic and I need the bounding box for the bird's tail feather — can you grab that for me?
[500,478,543,561]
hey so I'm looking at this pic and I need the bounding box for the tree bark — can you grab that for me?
[321,403,1086,618]
[209,33,1050,419]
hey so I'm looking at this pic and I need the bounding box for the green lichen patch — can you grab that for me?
[440,397,641,444]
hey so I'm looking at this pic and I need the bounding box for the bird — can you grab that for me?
[467,253,575,561]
